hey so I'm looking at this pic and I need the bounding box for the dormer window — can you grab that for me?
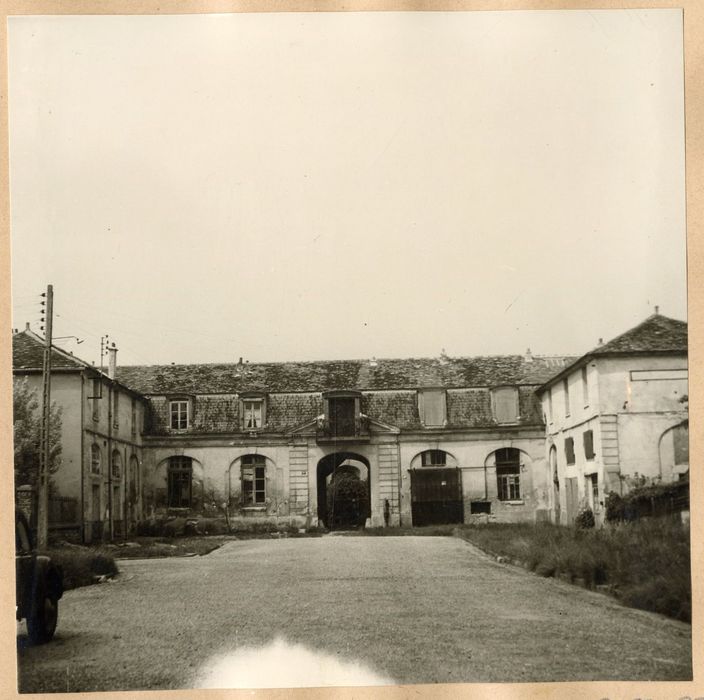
[319,391,366,439]
[418,389,447,427]
[491,386,519,424]
[239,393,267,431]
[170,399,189,431]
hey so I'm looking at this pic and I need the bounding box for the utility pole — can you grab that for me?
[37,284,54,548]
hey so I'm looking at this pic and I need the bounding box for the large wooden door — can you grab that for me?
[410,468,463,526]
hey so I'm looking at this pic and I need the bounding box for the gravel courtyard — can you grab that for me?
[17,535,692,692]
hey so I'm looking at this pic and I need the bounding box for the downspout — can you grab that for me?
[80,373,85,543]
[107,383,113,540]
[397,443,402,527]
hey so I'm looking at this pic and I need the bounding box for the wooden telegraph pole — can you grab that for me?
[37,284,53,548]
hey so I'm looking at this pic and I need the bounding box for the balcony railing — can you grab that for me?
[316,413,371,442]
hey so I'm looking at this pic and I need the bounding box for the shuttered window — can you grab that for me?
[418,390,447,427]
[583,430,595,460]
[565,437,575,465]
[492,387,519,424]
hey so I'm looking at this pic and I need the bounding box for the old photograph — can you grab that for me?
[7,7,692,694]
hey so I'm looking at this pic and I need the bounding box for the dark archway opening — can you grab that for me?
[317,452,371,529]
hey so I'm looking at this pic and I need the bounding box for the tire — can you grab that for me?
[27,593,58,644]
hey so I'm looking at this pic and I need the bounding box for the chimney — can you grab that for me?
[525,348,533,363]
[654,305,660,315]
[25,322,30,331]
[597,338,603,346]
[107,342,118,380]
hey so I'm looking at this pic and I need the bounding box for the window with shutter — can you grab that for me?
[565,437,575,465]
[418,389,446,427]
[583,430,595,460]
[492,387,519,424]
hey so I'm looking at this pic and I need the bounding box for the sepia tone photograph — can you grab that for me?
[5,5,696,695]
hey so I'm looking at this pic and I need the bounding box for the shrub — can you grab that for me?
[44,547,119,590]
[575,508,595,529]
[454,516,690,621]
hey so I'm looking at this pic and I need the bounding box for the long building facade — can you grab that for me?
[12,312,688,540]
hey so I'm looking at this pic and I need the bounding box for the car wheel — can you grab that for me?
[27,593,58,644]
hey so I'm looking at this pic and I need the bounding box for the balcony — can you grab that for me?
[315,412,371,444]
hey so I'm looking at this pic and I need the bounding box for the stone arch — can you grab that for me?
[155,455,205,511]
[227,453,277,510]
[316,452,371,529]
[485,447,531,502]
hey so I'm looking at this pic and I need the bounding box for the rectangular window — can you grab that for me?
[328,397,357,436]
[587,473,599,510]
[243,400,263,429]
[581,366,589,406]
[113,391,119,428]
[421,450,447,467]
[497,468,521,501]
[563,378,570,417]
[583,429,595,460]
[418,389,447,427]
[565,437,575,465]
[242,455,266,505]
[170,400,189,430]
[92,378,101,421]
[492,387,519,424]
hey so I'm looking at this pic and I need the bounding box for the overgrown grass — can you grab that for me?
[455,517,691,622]
[42,546,119,591]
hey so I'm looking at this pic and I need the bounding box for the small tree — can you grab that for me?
[13,377,62,491]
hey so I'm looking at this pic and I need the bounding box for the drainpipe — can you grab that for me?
[107,382,113,541]
[80,373,85,543]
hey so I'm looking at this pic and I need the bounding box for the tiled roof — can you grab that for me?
[116,354,575,395]
[538,314,688,391]
[591,314,687,355]
[12,330,87,371]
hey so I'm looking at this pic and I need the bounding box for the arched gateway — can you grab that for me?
[316,452,371,529]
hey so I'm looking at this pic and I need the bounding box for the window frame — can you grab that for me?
[322,390,362,437]
[494,448,522,502]
[420,449,448,467]
[91,444,101,475]
[167,456,193,508]
[240,395,266,431]
[169,399,190,431]
[111,449,122,479]
[417,388,447,427]
[241,454,267,506]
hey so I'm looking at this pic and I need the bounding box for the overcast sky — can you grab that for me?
[8,10,686,367]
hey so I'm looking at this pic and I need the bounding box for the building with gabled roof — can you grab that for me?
[12,311,688,536]
[13,326,149,542]
[536,313,688,526]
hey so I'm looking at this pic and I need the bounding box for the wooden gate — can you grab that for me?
[410,468,463,526]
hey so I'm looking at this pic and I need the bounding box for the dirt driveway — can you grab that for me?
[16,536,692,692]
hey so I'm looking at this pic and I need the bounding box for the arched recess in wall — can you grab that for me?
[155,455,205,510]
[484,448,532,502]
[658,420,689,481]
[409,449,459,469]
[227,454,277,509]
